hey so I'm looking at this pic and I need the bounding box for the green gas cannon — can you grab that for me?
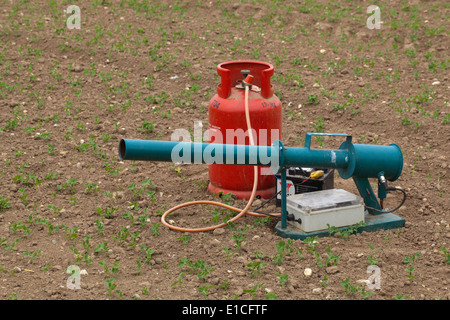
[118,132,406,239]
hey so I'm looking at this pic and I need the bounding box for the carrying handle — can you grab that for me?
[304,132,352,149]
[216,61,274,99]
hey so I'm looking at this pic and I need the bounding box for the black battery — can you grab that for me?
[275,167,335,207]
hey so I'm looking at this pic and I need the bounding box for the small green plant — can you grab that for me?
[320,274,329,287]
[47,204,62,217]
[94,242,109,256]
[265,292,278,300]
[104,277,117,296]
[9,221,31,238]
[401,116,413,126]
[222,246,236,261]
[57,178,78,194]
[304,236,319,252]
[66,227,78,242]
[139,244,156,264]
[7,293,18,300]
[441,247,450,264]
[134,260,144,275]
[341,277,372,299]
[367,243,380,265]
[138,121,155,134]
[276,273,289,286]
[85,183,100,193]
[95,206,118,219]
[231,233,245,250]
[272,239,294,265]
[177,235,191,246]
[95,219,104,236]
[306,94,319,105]
[317,246,340,267]
[81,235,92,253]
[254,216,271,227]
[219,278,229,291]
[171,272,186,288]
[403,252,420,282]
[247,252,268,278]
[327,221,366,240]
[198,285,214,297]
[178,257,213,282]
[151,223,161,237]
[295,247,303,261]
[242,283,264,300]
[24,249,42,264]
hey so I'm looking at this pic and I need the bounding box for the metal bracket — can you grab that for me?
[304,132,352,149]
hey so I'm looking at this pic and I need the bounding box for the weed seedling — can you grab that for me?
[231,233,245,250]
[95,206,118,219]
[141,244,156,264]
[265,292,278,300]
[24,249,42,264]
[403,252,420,282]
[171,272,186,288]
[276,273,289,286]
[222,246,236,261]
[247,260,267,279]
[138,121,155,134]
[177,235,191,246]
[85,183,100,194]
[47,204,62,217]
[94,242,109,256]
[242,283,264,300]
[272,239,294,265]
[134,260,143,276]
[179,257,213,282]
[81,235,92,253]
[441,247,450,264]
[129,233,140,247]
[9,221,31,238]
[151,223,160,237]
[57,178,78,194]
[95,219,104,236]
[367,243,380,265]
[320,275,329,287]
[219,278,230,290]
[307,94,319,105]
[105,277,117,296]
[341,277,360,297]
[320,246,340,267]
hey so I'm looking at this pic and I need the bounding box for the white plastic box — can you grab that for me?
[286,189,365,232]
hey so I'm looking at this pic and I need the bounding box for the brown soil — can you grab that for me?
[0,0,448,302]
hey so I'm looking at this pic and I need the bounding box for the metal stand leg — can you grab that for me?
[280,167,287,229]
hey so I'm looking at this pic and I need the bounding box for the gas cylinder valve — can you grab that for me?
[242,74,254,89]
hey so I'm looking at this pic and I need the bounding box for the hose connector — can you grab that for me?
[377,171,388,190]
[243,74,254,89]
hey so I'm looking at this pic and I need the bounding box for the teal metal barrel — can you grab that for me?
[348,143,403,181]
[119,137,402,181]
[119,139,351,173]
[119,139,277,166]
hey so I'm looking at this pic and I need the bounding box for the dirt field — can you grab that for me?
[0,0,448,302]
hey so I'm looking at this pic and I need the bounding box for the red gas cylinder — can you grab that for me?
[208,61,282,200]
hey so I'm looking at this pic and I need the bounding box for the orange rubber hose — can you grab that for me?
[160,85,280,233]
